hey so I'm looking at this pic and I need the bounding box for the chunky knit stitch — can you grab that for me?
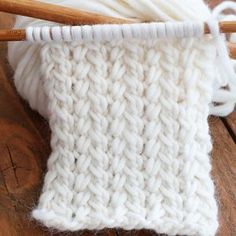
[32,37,218,236]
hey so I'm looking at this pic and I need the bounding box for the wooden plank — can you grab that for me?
[223,111,236,143]
[0,12,51,151]
[0,53,49,235]
[210,116,236,236]
[116,229,162,236]
[0,13,54,234]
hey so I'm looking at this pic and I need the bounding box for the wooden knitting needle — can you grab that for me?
[0,0,236,33]
[1,24,236,60]
[0,0,131,25]
[1,0,236,31]
[2,31,235,60]
[1,21,236,41]
[0,0,235,59]
[228,42,236,59]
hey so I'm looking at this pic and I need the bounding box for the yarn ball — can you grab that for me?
[8,0,214,118]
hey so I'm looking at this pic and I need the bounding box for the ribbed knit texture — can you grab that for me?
[33,37,218,236]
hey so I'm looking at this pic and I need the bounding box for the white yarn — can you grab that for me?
[211,1,236,116]
[33,37,218,236]
[6,0,236,235]
[26,21,205,42]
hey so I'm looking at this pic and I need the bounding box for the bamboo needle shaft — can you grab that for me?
[0,29,26,41]
[1,0,236,33]
[1,22,236,40]
[0,0,131,25]
[228,42,236,60]
[204,21,236,34]
[0,0,235,58]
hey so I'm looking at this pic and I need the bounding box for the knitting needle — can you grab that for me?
[1,28,235,61]
[0,1,235,59]
[1,0,236,33]
[0,27,236,60]
[1,21,236,39]
[205,21,236,34]
[0,0,131,25]
[1,22,236,39]
[228,42,236,59]
[1,0,236,31]
[0,0,236,34]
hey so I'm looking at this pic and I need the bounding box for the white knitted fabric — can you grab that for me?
[32,36,218,235]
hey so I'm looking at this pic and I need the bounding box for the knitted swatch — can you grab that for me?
[33,37,218,236]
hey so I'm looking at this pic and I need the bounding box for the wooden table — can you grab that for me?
[0,1,235,235]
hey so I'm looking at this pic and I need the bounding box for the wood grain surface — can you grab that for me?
[0,1,235,235]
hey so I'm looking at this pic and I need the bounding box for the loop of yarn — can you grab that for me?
[210,1,236,116]
[26,22,204,42]
[207,19,236,116]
